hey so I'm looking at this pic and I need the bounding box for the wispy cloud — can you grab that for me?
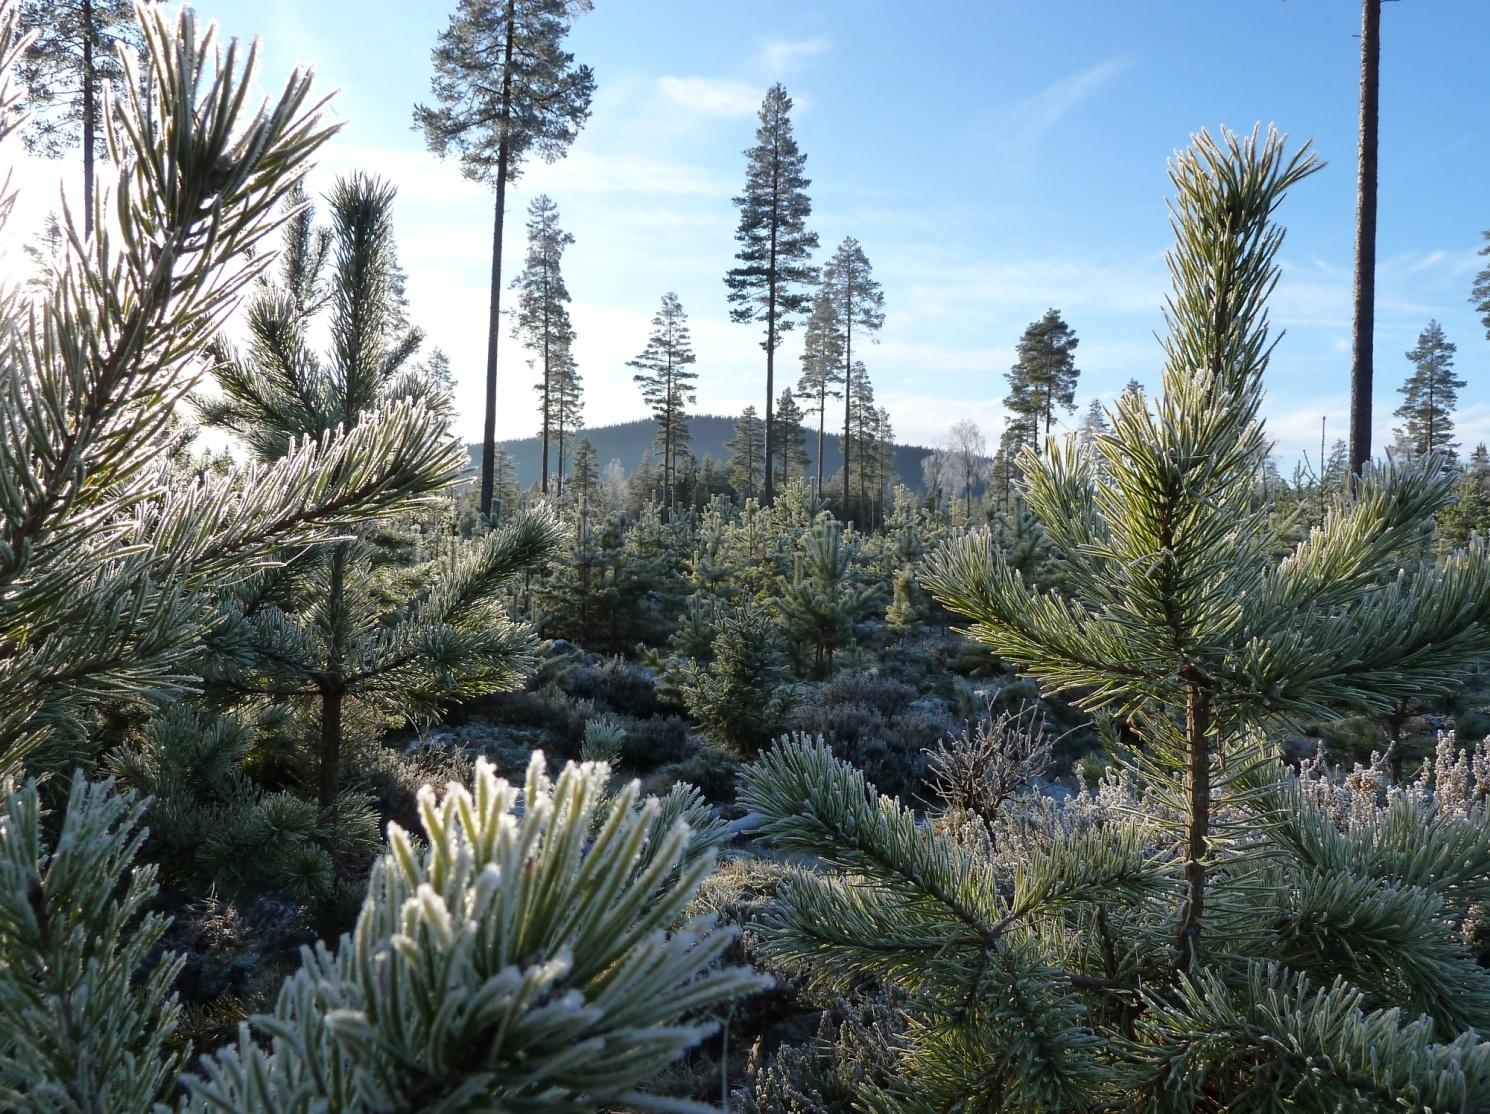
[1008,57,1134,146]
[656,76,761,117]
[757,36,832,75]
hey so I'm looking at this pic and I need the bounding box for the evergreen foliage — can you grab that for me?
[1394,319,1463,457]
[630,292,698,517]
[797,285,846,498]
[741,127,1490,1111]
[512,193,578,495]
[1076,397,1111,447]
[778,519,879,678]
[1005,307,1081,452]
[0,6,467,777]
[820,238,885,515]
[1439,444,1490,548]
[682,605,793,755]
[0,774,185,1111]
[727,406,766,500]
[773,388,809,485]
[726,83,819,503]
[200,173,562,808]
[14,0,139,234]
[178,755,766,1112]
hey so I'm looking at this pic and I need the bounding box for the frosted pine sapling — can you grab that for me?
[743,128,1490,1110]
[202,174,562,808]
[0,6,462,777]
[0,774,185,1111]
[177,755,767,1112]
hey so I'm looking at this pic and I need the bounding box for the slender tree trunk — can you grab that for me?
[842,315,853,518]
[815,389,826,497]
[1176,682,1212,970]
[479,3,518,518]
[540,324,551,495]
[1427,370,1435,455]
[81,0,95,241]
[1348,0,1381,478]
[664,350,674,519]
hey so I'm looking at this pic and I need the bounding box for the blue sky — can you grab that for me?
[11,0,1490,463]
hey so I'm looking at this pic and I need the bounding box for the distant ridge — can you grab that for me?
[468,414,935,493]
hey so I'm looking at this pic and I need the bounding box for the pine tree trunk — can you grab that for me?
[541,327,551,495]
[81,0,95,241]
[1348,0,1381,478]
[842,316,853,519]
[1176,681,1211,970]
[764,244,778,505]
[479,2,517,518]
[816,389,826,497]
[664,352,674,519]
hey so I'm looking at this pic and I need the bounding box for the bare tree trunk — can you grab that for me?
[765,237,778,504]
[842,316,853,519]
[81,0,95,240]
[1348,0,1381,478]
[479,0,518,518]
[815,390,826,497]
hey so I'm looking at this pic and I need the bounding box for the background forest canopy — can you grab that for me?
[11,3,1490,1114]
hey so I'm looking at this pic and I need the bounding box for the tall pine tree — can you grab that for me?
[415,0,595,517]
[553,338,583,498]
[774,387,809,486]
[16,0,140,237]
[1005,308,1080,453]
[848,360,878,524]
[629,292,698,517]
[796,283,845,497]
[511,194,576,495]
[1394,319,1463,456]
[821,238,885,516]
[725,83,818,505]
[1349,0,1385,477]
[727,406,766,501]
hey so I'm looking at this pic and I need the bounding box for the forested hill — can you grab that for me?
[472,414,936,492]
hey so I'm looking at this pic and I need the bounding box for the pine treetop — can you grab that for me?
[725,82,820,335]
[414,0,595,185]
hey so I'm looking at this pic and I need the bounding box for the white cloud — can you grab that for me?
[656,76,761,117]
[757,36,832,75]
[1008,57,1134,146]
